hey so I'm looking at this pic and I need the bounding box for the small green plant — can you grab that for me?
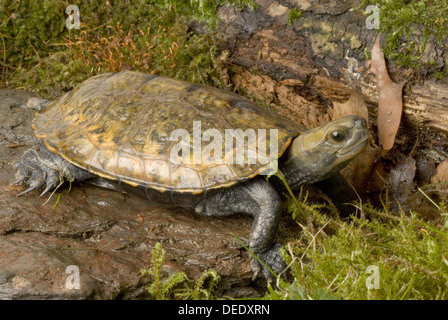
[140,242,221,300]
[232,233,339,300]
[140,242,188,300]
[177,269,221,300]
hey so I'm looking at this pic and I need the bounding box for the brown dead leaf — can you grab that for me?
[333,91,378,192]
[431,160,448,184]
[364,160,388,194]
[371,34,405,151]
[341,145,380,192]
[332,91,369,122]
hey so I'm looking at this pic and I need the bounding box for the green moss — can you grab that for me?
[260,167,448,300]
[0,1,67,68]
[140,243,188,300]
[268,210,448,300]
[291,209,448,300]
[11,52,92,97]
[434,70,446,80]
[360,0,448,74]
[149,0,257,30]
[287,8,303,26]
[0,0,255,97]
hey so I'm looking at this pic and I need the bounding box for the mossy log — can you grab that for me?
[214,0,448,136]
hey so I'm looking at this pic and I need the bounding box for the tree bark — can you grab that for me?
[214,0,448,136]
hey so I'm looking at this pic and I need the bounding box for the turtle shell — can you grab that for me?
[33,71,304,194]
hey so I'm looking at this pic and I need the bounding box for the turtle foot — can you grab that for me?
[14,145,62,197]
[251,243,287,280]
[14,144,94,197]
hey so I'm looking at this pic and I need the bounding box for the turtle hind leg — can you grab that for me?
[14,143,95,197]
[195,178,285,279]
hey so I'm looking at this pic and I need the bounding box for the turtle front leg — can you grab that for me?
[195,179,285,279]
[14,143,95,197]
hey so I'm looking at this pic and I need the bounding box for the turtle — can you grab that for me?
[14,70,369,278]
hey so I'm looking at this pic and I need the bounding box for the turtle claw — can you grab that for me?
[17,185,38,197]
[38,185,52,198]
[38,180,58,198]
[15,164,59,198]
[14,177,27,185]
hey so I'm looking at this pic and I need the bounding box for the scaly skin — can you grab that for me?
[195,178,284,279]
[14,143,95,197]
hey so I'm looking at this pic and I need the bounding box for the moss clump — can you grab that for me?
[261,180,448,300]
[0,1,67,68]
[360,0,448,75]
[149,0,256,30]
[283,208,448,300]
[287,8,303,26]
[0,0,255,97]
[259,167,448,300]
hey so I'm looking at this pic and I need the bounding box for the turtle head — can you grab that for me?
[281,115,369,189]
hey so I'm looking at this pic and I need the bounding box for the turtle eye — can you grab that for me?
[330,130,346,142]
